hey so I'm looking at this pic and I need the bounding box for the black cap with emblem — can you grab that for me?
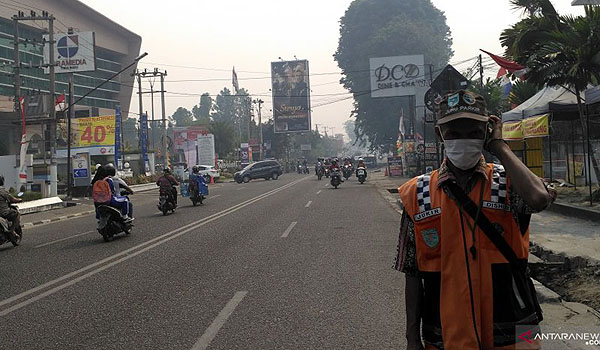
[436,90,489,125]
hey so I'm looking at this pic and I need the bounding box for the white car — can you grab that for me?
[185,165,220,182]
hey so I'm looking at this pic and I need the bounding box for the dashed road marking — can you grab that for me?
[305,201,312,208]
[281,221,298,238]
[35,231,95,249]
[316,190,322,195]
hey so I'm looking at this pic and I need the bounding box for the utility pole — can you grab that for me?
[135,69,167,167]
[253,99,264,160]
[479,54,484,92]
[13,10,57,195]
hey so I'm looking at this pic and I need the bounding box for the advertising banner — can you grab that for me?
[523,114,549,138]
[271,60,311,133]
[388,157,403,177]
[114,106,121,169]
[241,143,250,165]
[370,55,427,98]
[197,134,216,166]
[503,120,524,141]
[43,31,96,74]
[57,115,116,157]
[140,113,150,173]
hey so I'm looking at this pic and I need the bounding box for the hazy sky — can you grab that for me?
[79,0,584,138]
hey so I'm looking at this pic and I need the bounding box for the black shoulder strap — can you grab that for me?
[445,181,521,269]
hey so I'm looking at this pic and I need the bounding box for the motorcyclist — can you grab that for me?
[157,167,179,207]
[0,175,22,238]
[356,157,367,178]
[104,163,134,221]
[189,165,208,198]
[329,158,343,181]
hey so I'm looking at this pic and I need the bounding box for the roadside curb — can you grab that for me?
[547,202,600,222]
[21,209,96,229]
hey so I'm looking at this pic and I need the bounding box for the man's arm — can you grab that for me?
[487,116,552,212]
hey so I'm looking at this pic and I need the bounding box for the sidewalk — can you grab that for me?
[371,169,600,338]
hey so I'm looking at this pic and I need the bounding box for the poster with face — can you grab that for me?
[271,60,311,133]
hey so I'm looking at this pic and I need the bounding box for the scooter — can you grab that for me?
[356,166,367,184]
[315,166,324,180]
[158,188,177,215]
[330,168,342,189]
[343,165,353,180]
[0,193,23,247]
[96,190,133,242]
[324,167,331,178]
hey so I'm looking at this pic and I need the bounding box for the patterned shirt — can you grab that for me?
[393,157,557,276]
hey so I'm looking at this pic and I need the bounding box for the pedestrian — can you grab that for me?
[394,90,557,350]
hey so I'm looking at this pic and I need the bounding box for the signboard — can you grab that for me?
[72,153,91,187]
[57,115,115,156]
[43,31,96,73]
[140,113,150,173]
[523,114,549,138]
[300,144,312,151]
[271,60,311,133]
[503,120,524,140]
[114,106,121,169]
[388,157,403,177]
[241,143,250,165]
[430,65,470,95]
[197,134,216,166]
[370,55,427,98]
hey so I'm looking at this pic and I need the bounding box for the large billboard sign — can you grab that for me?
[57,115,116,156]
[271,60,311,133]
[370,55,427,98]
[43,31,96,73]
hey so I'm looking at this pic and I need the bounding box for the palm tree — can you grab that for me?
[508,81,540,106]
[501,2,600,179]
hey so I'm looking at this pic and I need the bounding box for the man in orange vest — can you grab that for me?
[394,90,556,350]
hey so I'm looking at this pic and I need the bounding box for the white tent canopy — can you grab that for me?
[585,86,600,105]
[501,86,581,122]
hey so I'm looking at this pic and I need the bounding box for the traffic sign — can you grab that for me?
[430,65,470,95]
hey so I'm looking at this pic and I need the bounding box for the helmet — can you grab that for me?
[104,163,116,176]
[192,165,199,173]
[164,167,172,175]
[359,157,364,161]
[95,163,102,171]
[334,158,339,162]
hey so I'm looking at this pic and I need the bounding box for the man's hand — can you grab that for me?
[485,115,505,154]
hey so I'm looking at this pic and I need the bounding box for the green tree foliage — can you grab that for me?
[508,80,540,107]
[122,117,139,151]
[468,78,510,116]
[171,107,193,126]
[501,1,600,178]
[211,88,236,123]
[209,120,235,157]
[192,93,213,124]
[334,0,453,152]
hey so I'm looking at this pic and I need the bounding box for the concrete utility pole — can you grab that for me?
[479,54,484,91]
[13,10,57,195]
[135,69,167,166]
[253,99,264,160]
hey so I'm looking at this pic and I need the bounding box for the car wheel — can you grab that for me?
[243,175,251,183]
[236,179,242,184]
[272,173,279,180]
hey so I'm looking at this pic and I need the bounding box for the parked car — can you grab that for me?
[183,165,221,182]
[234,160,283,183]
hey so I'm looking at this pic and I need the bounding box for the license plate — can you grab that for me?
[358,170,365,175]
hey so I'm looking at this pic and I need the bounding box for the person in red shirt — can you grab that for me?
[156,167,179,206]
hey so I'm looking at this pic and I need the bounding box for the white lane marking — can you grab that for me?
[281,222,298,238]
[211,194,222,199]
[0,177,306,316]
[236,187,246,191]
[34,231,95,249]
[305,201,312,208]
[316,190,322,195]
[191,291,248,350]
[325,184,329,187]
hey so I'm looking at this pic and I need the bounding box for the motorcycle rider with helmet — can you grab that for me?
[189,165,208,198]
[103,163,134,221]
[156,167,179,207]
[0,175,22,238]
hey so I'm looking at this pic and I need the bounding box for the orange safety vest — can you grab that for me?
[399,163,540,350]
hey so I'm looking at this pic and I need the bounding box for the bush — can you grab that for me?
[126,174,160,185]
[21,191,42,202]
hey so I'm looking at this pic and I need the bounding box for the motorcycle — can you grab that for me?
[356,166,367,184]
[188,179,208,206]
[158,188,177,215]
[96,190,133,242]
[303,165,310,174]
[297,164,303,174]
[343,165,353,180]
[324,167,331,178]
[330,168,342,189]
[315,166,324,180]
[0,194,23,247]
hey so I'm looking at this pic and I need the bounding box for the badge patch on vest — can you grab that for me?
[422,228,440,248]
[414,207,441,222]
[482,201,511,211]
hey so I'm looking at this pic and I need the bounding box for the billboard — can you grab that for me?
[271,60,311,133]
[197,134,216,166]
[370,55,427,98]
[43,31,96,73]
[57,115,116,157]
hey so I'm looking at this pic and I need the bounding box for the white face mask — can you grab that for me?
[443,139,484,170]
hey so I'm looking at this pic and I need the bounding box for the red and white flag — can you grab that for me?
[55,93,66,112]
[232,67,239,93]
[481,49,528,80]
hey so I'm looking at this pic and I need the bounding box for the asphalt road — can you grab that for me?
[0,173,406,350]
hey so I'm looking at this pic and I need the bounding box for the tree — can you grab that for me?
[171,107,193,126]
[121,117,139,151]
[334,0,453,152]
[192,93,213,124]
[468,78,510,116]
[508,80,540,107]
[209,120,235,157]
[501,2,600,179]
[211,88,236,123]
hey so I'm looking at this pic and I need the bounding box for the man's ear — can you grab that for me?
[435,125,443,142]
